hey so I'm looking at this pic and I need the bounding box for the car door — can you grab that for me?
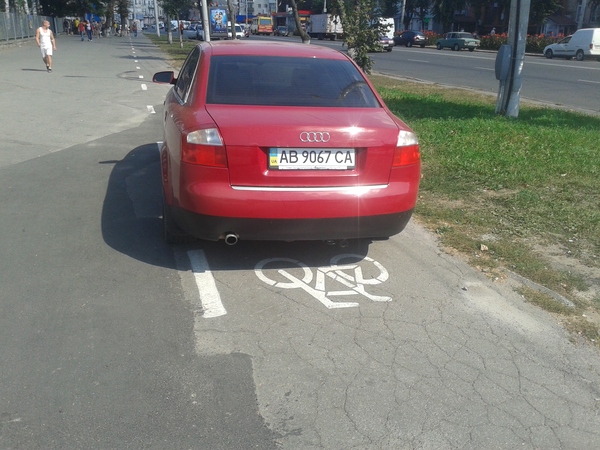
[164,46,201,200]
[555,36,571,57]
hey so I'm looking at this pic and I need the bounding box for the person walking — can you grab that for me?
[35,20,56,73]
[86,20,93,41]
[78,20,85,41]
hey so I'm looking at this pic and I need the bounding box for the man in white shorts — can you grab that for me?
[35,20,57,73]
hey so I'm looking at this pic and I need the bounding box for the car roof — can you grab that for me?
[200,40,349,60]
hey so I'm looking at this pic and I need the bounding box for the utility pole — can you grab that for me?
[201,0,211,42]
[496,0,531,118]
[399,0,406,32]
[578,0,587,30]
[153,0,160,37]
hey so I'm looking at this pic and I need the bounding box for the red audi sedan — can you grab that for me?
[153,41,420,244]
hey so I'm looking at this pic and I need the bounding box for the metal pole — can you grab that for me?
[153,0,160,37]
[505,0,531,118]
[201,0,211,42]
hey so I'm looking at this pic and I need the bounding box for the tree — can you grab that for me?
[37,0,108,16]
[160,0,192,45]
[288,0,311,43]
[337,0,388,73]
[529,0,561,33]
[432,0,466,32]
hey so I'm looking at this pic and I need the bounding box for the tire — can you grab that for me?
[420,44,425,48]
[576,50,584,61]
[469,47,475,52]
[545,49,553,59]
[436,42,442,50]
[406,41,412,47]
[162,197,195,245]
[453,43,460,51]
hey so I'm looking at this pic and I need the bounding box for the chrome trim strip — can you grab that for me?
[231,184,388,192]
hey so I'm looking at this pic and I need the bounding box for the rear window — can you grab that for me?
[206,55,381,108]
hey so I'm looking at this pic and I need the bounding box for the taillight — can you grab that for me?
[181,128,227,167]
[392,130,420,167]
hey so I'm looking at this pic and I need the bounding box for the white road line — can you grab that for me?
[134,60,138,63]
[138,75,144,79]
[187,250,227,318]
[147,105,155,113]
[136,66,141,70]
[141,84,148,90]
[475,67,494,71]
[407,59,429,63]
[578,79,600,84]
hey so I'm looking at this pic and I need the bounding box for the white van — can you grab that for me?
[543,28,600,61]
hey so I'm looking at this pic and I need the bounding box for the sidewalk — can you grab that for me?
[0,32,172,168]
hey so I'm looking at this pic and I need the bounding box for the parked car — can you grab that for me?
[152,41,420,244]
[370,35,394,52]
[543,28,600,61]
[275,26,289,36]
[182,23,201,40]
[394,30,426,48]
[227,23,245,39]
[436,32,480,51]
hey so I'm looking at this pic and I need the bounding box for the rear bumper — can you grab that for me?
[171,206,414,241]
[167,160,420,241]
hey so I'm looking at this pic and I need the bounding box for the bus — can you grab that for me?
[250,15,274,35]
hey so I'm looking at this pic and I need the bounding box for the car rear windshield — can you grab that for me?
[206,55,381,108]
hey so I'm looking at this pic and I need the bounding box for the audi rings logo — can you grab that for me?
[300,132,331,143]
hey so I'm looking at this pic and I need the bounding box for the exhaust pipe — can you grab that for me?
[224,233,239,246]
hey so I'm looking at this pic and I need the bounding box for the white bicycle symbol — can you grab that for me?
[255,254,390,309]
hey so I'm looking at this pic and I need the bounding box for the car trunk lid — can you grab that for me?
[206,105,401,187]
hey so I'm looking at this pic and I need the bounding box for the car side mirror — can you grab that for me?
[153,71,176,85]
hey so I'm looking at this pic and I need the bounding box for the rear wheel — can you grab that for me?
[436,42,442,50]
[406,41,412,47]
[545,49,553,59]
[162,198,195,245]
[576,50,584,61]
[453,43,460,51]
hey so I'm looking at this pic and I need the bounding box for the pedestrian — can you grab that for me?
[490,27,496,36]
[86,20,93,41]
[35,20,56,73]
[78,20,85,41]
[63,18,70,35]
[132,21,138,37]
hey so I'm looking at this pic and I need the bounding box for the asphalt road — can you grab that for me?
[1,33,600,449]
[272,35,600,116]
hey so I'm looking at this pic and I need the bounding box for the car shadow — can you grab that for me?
[101,144,372,272]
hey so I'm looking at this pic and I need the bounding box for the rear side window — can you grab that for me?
[206,55,380,108]
[175,47,200,103]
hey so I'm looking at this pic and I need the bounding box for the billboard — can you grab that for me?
[209,7,228,39]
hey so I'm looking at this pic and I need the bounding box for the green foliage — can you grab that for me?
[373,79,600,264]
[337,0,388,73]
[38,0,108,16]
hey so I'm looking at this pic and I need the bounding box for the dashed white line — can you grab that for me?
[141,84,148,90]
[578,79,600,84]
[139,75,144,79]
[147,105,155,113]
[187,250,227,318]
[136,66,141,70]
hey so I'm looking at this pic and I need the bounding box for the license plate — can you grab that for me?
[269,148,355,170]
